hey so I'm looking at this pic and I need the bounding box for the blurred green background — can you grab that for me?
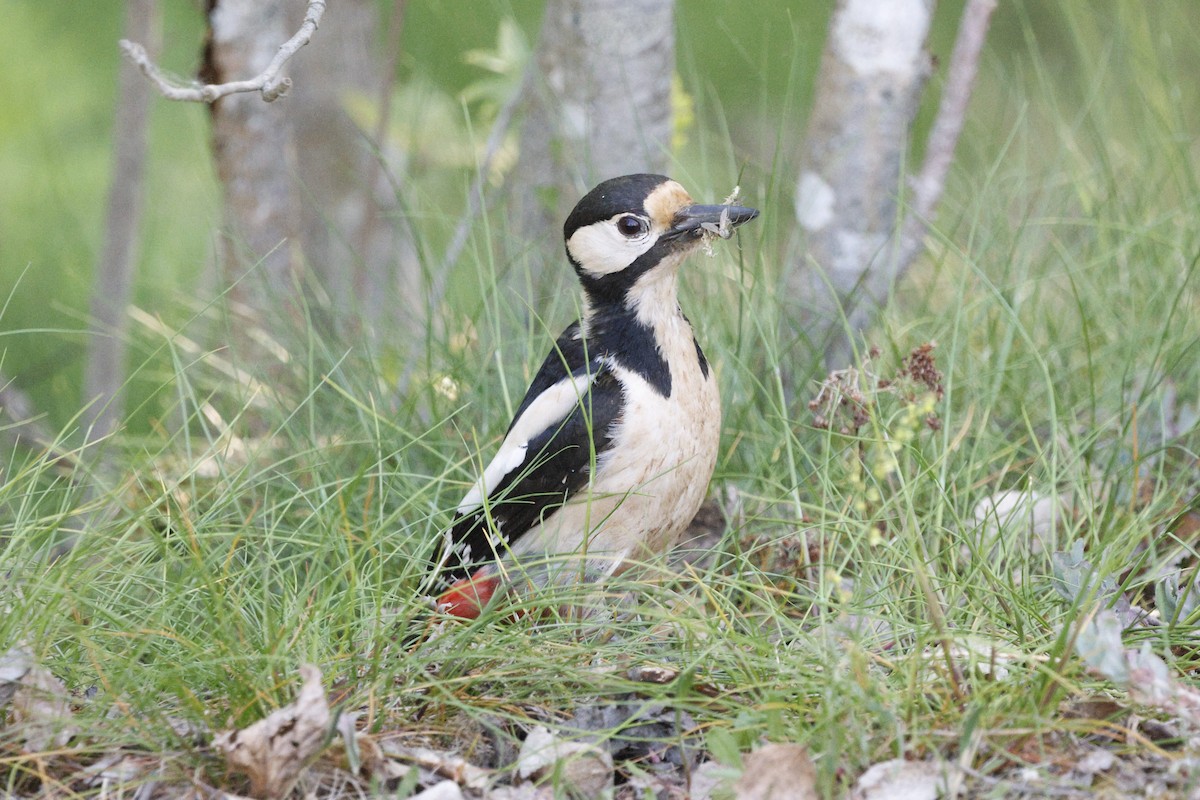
[1,1,1197,431]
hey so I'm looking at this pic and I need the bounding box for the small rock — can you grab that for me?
[1075,747,1116,775]
[411,780,465,800]
[853,758,946,800]
[971,489,1071,563]
[0,647,33,707]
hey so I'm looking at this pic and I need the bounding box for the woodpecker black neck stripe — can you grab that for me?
[587,304,672,399]
[572,237,676,306]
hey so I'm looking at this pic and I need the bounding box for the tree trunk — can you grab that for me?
[203,0,303,345]
[507,0,675,296]
[788,0,934,368]
[286,0,422,342]
[83,0,158,443]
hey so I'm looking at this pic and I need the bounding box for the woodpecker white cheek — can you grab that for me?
[567,222,654,276]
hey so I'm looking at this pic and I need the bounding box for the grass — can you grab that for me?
[3,2,1200,798]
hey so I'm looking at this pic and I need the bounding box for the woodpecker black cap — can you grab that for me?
[563,174,671,241]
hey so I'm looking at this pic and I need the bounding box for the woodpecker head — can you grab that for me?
[563,174,759,307]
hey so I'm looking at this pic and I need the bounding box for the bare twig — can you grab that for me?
[119,0,327,103]
[0,374,58,455]
[897,0,997,269]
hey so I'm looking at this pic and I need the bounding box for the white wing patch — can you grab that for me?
[456,371,597,515]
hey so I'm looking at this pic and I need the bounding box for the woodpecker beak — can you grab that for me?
[666,204,760,242]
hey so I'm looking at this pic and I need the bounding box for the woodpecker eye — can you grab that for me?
[616,215,647,238]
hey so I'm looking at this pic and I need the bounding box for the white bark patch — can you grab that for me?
[795,171,836,231]
[834,0,931,77]
[832,229,887,291]
[561,101,588,141]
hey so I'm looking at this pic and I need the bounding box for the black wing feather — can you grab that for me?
[443,324,624,580]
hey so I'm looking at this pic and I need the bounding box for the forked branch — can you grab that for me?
[119,0,326,103]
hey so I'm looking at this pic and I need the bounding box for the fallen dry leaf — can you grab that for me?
[1078,610,1200,727]
[213,664,331,799]
[732,743,818,800]
[76,753,158,795]
[687,760,740,800]
[1073,746,1116,776]
[486,783,553,800]
[627,663,724,698]
[6,648,77,752]
[338,728,412,789]
[568,692,701,773]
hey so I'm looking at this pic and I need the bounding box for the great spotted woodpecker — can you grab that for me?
[436,174,758,618]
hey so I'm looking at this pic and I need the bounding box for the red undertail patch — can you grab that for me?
[437,569,500,619]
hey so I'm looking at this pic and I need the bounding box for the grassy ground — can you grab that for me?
[3,3,1200,798]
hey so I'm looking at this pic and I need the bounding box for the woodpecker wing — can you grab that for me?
[444,323,622,579]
